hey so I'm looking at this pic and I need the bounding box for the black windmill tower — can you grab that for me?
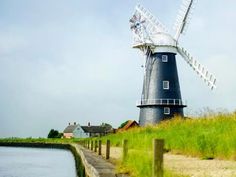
[129,1,216,126]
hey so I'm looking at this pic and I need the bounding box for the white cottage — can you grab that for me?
[63,122,89,138]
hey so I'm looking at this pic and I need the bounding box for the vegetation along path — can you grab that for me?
[101,145,236,177]
[94,115,236,176]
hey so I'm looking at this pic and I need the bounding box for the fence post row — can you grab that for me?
[152,139,164,177]
[106,140,110,159]
[81,138,164,177]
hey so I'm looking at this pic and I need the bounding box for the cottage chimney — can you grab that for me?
[74,122,76,125]
[88,122,90,127]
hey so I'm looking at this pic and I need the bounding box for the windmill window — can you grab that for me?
[164,107,170,115]
[162,55,168,62]
[163,81,169,90]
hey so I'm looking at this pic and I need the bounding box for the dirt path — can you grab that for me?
[164,154,236,177]
[101,145,236,177]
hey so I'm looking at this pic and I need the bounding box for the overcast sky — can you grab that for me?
[0,0,236,138]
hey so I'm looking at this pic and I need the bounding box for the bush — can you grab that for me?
[47,129,62,138]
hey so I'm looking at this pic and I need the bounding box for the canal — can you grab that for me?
[0,146,76,177]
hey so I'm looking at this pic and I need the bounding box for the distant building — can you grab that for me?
[63,122,113,138]
[63,122,89,139]
[118,120,139,132]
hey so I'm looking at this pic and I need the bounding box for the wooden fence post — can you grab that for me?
[87,140,90,149]
[106,140,110,159]
[98,140,102,155]
[122,139,128,161]
[91,140,94,151]
[95,140,97,152]
[152,139,164,177]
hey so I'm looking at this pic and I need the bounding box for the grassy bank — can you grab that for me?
[90,113,236,177]
[0,137,75,143]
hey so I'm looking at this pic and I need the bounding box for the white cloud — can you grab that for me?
[0,0,236,137]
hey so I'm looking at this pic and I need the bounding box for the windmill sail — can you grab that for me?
[174,0,197,40]
[177,46,216,90]
[135,4,168,35]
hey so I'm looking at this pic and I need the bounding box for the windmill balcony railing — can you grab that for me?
[136,99,186,106]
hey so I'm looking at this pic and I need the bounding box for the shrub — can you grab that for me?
[47,129,62,138]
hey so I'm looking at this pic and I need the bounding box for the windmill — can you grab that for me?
[129,0,216,126]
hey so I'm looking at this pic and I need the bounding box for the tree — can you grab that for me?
[47,129,62,138]
[101,122,112,130]
[118,120,129,129]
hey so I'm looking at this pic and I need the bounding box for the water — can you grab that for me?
[0,146,76,177]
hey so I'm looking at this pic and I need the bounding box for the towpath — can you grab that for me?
[100,145,236,177]
[75,144,128,177]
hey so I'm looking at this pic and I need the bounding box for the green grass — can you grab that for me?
[96,113,236,160]
[89,113,236,177]
[116,149,188,177]
[0,137,79,144]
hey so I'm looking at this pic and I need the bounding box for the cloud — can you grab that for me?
[0,0,236,137]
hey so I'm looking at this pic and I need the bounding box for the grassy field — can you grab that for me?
[90,113,236,177]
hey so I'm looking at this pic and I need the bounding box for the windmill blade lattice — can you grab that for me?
[135,4,169,35]
[135,4,168,34]
[177,46,216,90]
[174,0,197,40]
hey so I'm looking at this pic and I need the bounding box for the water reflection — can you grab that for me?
[0,147,76,177]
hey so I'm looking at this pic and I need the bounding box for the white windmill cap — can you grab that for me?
[151,33,177,47]
[149,33,177,53]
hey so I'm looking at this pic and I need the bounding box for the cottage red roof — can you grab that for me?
[119,120,139,131]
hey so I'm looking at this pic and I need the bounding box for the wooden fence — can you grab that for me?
[79,138,164,177]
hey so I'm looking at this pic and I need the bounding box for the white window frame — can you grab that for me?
[162,55,168,62]
[163,81,169,90]
[164,107,170,115]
